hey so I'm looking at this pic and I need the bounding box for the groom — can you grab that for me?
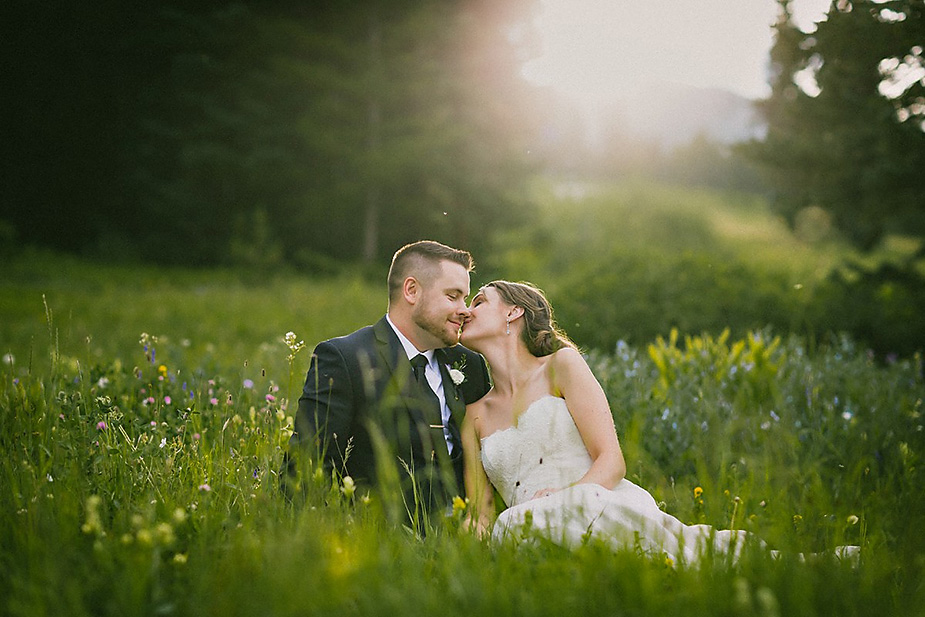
[287,240,491,517]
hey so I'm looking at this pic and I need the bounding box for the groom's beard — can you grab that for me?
[413,306,460,348]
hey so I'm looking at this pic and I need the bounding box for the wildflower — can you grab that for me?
[210,397,219,406]
[164,396,172,405]
[341,476,356,499]
[284,332,306,360]
[664,555,674,567]
[173,508,188,524]
[136,528,153,546]
[847,514,859,526]
[266,394,276,403]
[159,438,167,449]
[155,522,175,545]
[793,514,803,525]
[693,486,703,499]
[193,433,201,440]
[96,421,107,431]
[158,364,168,377]
[243,379,254,389]
[96,377,109,388]
[198,483,211,492]
[173,553,188,565]
[81,495,103,535]
[452,495,467,516]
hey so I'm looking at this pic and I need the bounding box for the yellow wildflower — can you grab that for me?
[693,486,703,499]
[452,495,467,515]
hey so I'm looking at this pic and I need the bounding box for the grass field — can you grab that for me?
[2,185,924,616]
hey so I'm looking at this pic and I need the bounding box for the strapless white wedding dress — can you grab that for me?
[480,396,752,562]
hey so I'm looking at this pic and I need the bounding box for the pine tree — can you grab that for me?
[742,0,925,250]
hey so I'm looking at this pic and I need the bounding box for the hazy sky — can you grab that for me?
[521,0,833,101]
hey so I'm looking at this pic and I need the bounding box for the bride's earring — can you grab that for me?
[505,319,511,335]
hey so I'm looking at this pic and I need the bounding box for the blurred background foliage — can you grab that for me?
[1,0,923,354]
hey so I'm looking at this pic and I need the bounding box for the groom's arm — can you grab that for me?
[291,340,356,474]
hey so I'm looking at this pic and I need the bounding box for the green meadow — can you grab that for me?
[2,184,924,616]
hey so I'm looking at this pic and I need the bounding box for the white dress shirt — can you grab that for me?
[385,314,454,453]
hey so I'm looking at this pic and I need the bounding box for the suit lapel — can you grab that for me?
[436,348,466,425]
[372,317,417,409]
[373,317,444,438]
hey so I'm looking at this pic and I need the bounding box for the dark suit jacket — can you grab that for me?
[288,316,491,511]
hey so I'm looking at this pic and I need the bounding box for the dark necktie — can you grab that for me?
[412,354,460,461]
[411,354,441,415]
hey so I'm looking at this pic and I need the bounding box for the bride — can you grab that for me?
[458,280,855,564]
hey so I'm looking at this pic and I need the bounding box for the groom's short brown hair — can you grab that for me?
[387,240,473,302]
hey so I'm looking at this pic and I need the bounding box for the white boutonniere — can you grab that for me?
[448,357,466,386]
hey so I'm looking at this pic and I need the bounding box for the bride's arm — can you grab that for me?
[462,401,495,536]
[551,347,627,490]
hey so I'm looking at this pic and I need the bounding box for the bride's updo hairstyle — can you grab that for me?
[486,280,575,357]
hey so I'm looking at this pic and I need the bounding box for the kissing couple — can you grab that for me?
[287,240,858,564]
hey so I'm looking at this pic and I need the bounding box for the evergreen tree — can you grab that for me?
[2,0,537,266]
[742,0,925,250]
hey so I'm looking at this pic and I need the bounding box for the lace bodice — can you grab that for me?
[480,396,592,507]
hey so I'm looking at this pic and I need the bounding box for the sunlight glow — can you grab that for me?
[521,0,832,102]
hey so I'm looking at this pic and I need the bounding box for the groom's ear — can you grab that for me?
[402,276,420,305]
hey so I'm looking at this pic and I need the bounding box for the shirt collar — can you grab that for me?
[385,314,435,365]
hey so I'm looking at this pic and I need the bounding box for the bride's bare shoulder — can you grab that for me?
[546,346,591,394]
[464,389,496,432]
[548,346,585,371]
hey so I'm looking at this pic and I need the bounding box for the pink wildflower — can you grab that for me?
[164,396,172,405]
[210,397,219,406]
[199,484,211,492]
[265,394,276,403]
[96,421,107,430]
